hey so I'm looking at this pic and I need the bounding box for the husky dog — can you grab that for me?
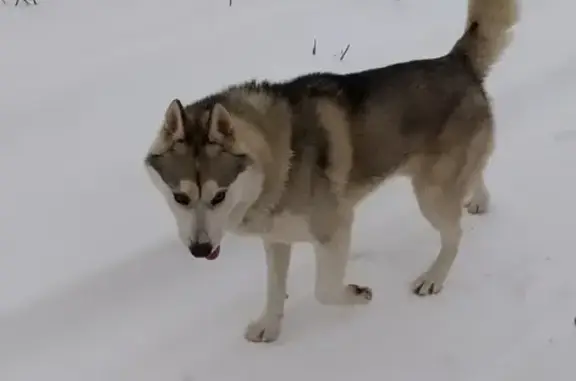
[144,0,518,342]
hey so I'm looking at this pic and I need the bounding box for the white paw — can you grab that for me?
[347,284,373,303]
[244,316,282,343]
[465,199,489,214]
[412,271,445,296]
[465,191,490,215]
[316,284,373,305]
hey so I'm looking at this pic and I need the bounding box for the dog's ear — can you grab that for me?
[147,99,188,156]
[208,103,234,142]
[163,98,187,139]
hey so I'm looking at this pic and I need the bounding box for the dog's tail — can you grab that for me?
[451,0,519,79]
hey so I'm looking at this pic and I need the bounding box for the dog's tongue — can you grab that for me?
[206,246,220,260]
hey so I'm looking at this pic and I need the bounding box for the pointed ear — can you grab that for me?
[209,103,234,142]
[163,98,187,139]
[147,99,187,156]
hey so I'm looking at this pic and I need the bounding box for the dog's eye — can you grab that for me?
[173,192,191,206]
[210,190,227,207]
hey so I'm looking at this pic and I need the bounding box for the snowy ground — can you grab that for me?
[1,0,576,380]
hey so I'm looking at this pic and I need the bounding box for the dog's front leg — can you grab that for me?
[313,223,372,305]
[244,240,291,343]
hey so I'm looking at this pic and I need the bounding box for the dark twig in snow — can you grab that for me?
[15,0,38,5]
[339,44,351,61]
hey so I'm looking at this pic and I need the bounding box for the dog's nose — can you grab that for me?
[188,242,213,258]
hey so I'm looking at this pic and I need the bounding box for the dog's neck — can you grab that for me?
[226,166,265,231]
[231,115,292,218]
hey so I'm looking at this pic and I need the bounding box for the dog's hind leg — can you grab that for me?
[411,177,465,296]
[465,171,491,214]
[464,124,494,215]
[245,241,291,343]
[313,215,373,305]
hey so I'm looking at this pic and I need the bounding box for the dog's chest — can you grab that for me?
[233,211,314,243]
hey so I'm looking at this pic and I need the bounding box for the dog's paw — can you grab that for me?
[465,199,489,215]
[346,284,373,303]
[244,316,282,343]
[412,272,445,296]
[316,284,373,305]
[464,189,490,215]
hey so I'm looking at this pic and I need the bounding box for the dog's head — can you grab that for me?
[144,98,265,260]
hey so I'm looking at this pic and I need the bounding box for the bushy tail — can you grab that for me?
[451,0,519,78]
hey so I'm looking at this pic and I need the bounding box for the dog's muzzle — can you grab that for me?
[188,242,220,260]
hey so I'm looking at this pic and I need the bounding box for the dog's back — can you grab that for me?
[250,0,519,200]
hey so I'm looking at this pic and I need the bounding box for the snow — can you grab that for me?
[1,0,576,380]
